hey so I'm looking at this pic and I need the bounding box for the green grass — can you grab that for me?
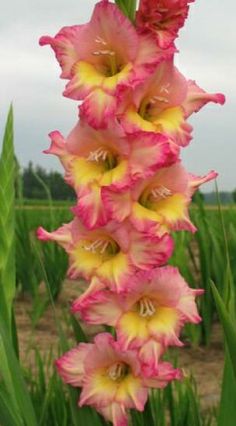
[16,198,75,207]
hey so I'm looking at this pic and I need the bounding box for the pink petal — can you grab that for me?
[56,343,92,387]
[36,223,72,250]
[138,340,164,376]
[101,187,132,223]
[142,361,182,388]
[128,131,179,179]
[129,232,174,270]
[72,289,123,326]
[136,0,193,48]
[39,25,83,78]
[97,403,128,426]
[73,185,108,229]
[79,89,117,129]
[183,80,225,118]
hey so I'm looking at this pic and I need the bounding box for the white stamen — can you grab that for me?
[108,363,126,381]
[149,95,169,104]
[139,298,156,318]
[92,49,115,57]
[84,239,109,254]
[160,83,170,94]
[87,147,108,162]
[95,36,107,46]
[151,185,172,199]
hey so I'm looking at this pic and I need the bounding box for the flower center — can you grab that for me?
[150,185,172,201]
[138,297,156,318]
[108,362,129,382]
[139,185,172,208]
[86,147,118,171]
[92,35,118,76]
[83,238,119,256]
[138,84,170,120]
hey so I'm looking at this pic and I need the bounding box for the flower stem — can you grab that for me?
[114,0,137,23]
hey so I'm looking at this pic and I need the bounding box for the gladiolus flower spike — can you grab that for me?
[39,1,225,424]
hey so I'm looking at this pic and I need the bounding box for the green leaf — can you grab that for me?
[0,105,16,332]
[210,281,236,380]
[142,398,155,426]
[126,0,137,22]
[0,317,38,426]
[114,0,137,22]
[70,313,88,343]
[218,351,236,426]
[131,398,155,426]
[0,385,23,426]
[211,281,236,426]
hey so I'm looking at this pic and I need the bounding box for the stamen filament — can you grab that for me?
[160,83,170,94]
[149,95,169,104]
[151,185,172,199]
[139,297,156,318]
[95,36,107,46]
[92,49,115,57]
[84,239,109,254]
[108,363,128,381]
[87,147,108,162]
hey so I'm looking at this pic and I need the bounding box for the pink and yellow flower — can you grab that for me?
[40,1,173,128]
[72,267,203,374]
[37,218,173,292]
[102,163,217,235]
[38,0,226,423]
[120,59,225,147]
[56,333,181,426]
[136,0,194,49]
[45,120,179,228]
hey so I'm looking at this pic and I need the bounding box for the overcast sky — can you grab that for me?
[0,0,235,191]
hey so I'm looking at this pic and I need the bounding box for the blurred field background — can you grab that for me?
[14,183,236,424]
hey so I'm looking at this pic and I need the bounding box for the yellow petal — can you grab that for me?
[71,158,104,187]
[98,252,131,290]
[153,106,184,133]
[119,311,149,344]
[71,240,103,275]
[148,307,178,336]
[151,194,187,225]
[125,109,156,132]
[99,160,128,186]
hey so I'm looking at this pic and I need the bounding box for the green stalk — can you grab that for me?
[115,0,137,23]
[0,106,16,335]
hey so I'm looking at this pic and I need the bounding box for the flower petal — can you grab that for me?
[79,369,117,407]
[128,131,179,179]
[72,289,123,326]
[56,343,92,387]
[136,0,193,48]
[73,185,108,229]
[97,403,128,426]
[182,80,225,118]
[39,25,83,78]
[115,375,147,410]
[138,340,164,376]
[142,361,182,388]
[129,232,174,269]
[101,188,132,223]
[80,89,117,129]
[36,223,72,249]
[97,251,136,292]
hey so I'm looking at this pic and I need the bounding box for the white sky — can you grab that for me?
[0,0,235,191]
